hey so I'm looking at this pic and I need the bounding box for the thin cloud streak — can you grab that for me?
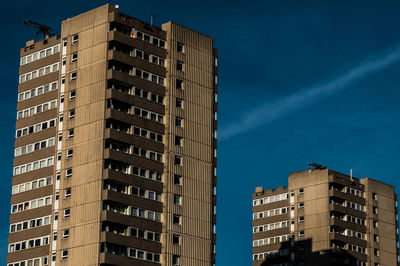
[220,45,400,140]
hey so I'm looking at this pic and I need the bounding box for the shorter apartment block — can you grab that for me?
[252,166,399,266]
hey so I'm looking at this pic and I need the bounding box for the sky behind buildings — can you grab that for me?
[1,1,400,265]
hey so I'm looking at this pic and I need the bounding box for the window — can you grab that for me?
[63,209,70,218]
[62,229,69,239]
[173,214,181,225]
[298,188,304,195]
[66,168,72,178]
[68,129,74,138]
[299,216,304,223]
[174,175,182,185]
[72,34,78,43]
[70,72,77,80]
[175,136,183,146]
[299,230,304,237]
[17,100,57,120]
[373,192,378,200]
[172,255,180,265]
[66,149,73,159]
[177,42,184,52]
[68,109,75,119]
[298,202,304,209]
[373,207,378,214]
[374,234,379,242]
[177,61,184,71]
[65,188,71,198]
[374,248,379,256]
[71,53,77,62]
[173,234,181,245]
[176,117,183,127]
[176,98,183,108]
[61,249,68,259]
[69,90,76,100]
[174,195,181,205]
[373,220,378,228]
[174,155,182,166]
[176,79,183,90]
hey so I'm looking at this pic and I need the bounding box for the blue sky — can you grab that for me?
[1,0,400,265]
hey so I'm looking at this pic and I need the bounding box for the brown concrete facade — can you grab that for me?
[253,168,399,266]
[8,32,60,265]
[8,4,217,266]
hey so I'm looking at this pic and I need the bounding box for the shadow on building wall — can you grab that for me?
[261,238,359,266]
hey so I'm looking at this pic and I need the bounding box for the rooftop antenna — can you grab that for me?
[24,20,54,41]
[350,168,353,180]
[150,14,157,26]
[308,162,327,170]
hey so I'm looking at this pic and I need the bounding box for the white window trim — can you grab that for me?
[20,44,60,66]
[10,215,51,233]
[16,118,57,138]
[13,156,54,176]
[15,137,55,157]
[19,63,59,83]
[18,81,58,102]
[17,100,57,120]
[12,176,53,195]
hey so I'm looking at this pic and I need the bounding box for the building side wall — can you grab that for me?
[289,169,330,252]
[161,22,216,266]
[55,4,112,265]
[7,35,61,265]
[362,178,399,266]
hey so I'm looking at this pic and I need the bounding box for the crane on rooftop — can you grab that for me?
[24,20,54,40]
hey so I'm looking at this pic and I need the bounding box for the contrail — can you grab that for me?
[220,45,400,140]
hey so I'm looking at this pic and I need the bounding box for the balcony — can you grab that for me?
[329,189,365,205]
[107,30,166,58]
[100,231,161,253]
[104,148,163,173]
[330,233,366,247]
[105,89,165,115]
[329,203,348,214]
[102,190,162,213]
[108,69,165,96]
[101,210,162,232]
[105,128,164,153]
[107,50,166,77]
[329,218,366,233]
[105,108,164,134]
[103,169,163,190]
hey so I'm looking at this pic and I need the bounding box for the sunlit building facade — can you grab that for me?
[253,167,399,266]
[8,4,217,266]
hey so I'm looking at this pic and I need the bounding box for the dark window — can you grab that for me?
[69,90,76,99]
[172,254,180,265]
[174,175,182,185]
[176,117,183,127]
[174,155,182,165]
[176,98,183,108]
[177,42,184,52]
[173,214,181,225]
[173,234,180,244]
[176,79,183,90]
[175,136,183,146]
[177,61,184,71]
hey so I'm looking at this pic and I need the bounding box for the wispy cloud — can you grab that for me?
[220,45,400,140]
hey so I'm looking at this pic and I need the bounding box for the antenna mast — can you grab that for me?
[24,20,54,40]
[150,14,157,26]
